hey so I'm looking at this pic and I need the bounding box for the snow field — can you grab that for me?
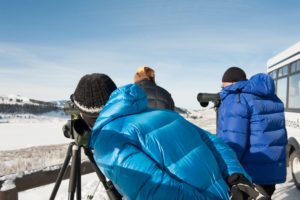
[0,109,299,199]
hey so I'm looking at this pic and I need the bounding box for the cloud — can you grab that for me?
[0,29,298,108]
[0,39,268,109]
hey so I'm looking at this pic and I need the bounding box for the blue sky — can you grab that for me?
[0,0,300,109]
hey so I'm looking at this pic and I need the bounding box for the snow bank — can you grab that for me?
[0,172,22,191]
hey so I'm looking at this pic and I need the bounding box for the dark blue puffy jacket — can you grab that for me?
[217,73,287,185]
[89,84,250,200]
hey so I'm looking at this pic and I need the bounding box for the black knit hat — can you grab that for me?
[73,73,117,117]
[222,67,247,82]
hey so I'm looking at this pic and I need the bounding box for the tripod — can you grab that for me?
[49,142,122,200]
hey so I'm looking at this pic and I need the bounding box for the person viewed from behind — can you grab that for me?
[72,73,269,200]
[217,66,287,197]
[134,66,175,110]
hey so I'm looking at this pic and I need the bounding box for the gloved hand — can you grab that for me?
[227,173,270,200]
[62,118,91,146]
[73,118,90,135]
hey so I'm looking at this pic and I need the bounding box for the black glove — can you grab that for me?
[63,118,89,138]
[62,118,91,146]
[227,173,270,200]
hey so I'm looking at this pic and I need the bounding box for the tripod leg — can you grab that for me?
[84,148,122,200]
[76,146,81,200]
[68,144,79,200]
[50,142,74,200]
[84,148,108,189]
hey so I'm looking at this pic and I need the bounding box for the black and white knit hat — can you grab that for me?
[222,67,247,82]
[73,73,117,117]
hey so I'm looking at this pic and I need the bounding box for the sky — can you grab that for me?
[0,0,300,109]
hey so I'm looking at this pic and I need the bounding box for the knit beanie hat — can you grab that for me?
[73,73,117,117]
[134,66,155,83]
[222,67,247,82]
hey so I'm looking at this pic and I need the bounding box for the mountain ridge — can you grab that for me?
[0,94,62,115]
[0,94,211,122]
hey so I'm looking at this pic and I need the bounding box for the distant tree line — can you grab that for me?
[29,99,58,106]
[0,103,62,114]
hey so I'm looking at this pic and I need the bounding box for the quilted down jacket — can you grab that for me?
[89,84,250,200]
[135,78,174,110]
[217,73,287,184]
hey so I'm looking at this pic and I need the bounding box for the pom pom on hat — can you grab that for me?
[73,73,117,117]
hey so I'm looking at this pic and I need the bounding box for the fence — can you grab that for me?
[0,160,94,200]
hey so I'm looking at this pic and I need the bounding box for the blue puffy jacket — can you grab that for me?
[89,84,250,200]
[217,73,287,185]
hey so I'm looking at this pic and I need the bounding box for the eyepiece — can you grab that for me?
[63,100,80,116]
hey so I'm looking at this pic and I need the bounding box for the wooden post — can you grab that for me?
[0,187,18,200]
[0,160,94,199]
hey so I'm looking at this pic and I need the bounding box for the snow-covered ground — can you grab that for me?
[18,167,300,200]
[0,111,69,150]
[1,108,299,199]
[19,173,108,200]
[273,167,300,200]
[0,111,71,175]
[0,122,69,150]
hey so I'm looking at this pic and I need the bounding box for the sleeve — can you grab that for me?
[195,126,252,183]
[218,101,250,160]
[93,130,204,200]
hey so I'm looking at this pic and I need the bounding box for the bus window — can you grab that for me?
[297,60,300,71]
[278,69,283,77]
[284,65,289,75]
[277,78,287,107]
[278,65,288,77]
[269,70,277,79]
[291,61,297,73]
[288,73,300,109]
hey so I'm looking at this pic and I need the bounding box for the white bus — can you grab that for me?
[267,41,300,189]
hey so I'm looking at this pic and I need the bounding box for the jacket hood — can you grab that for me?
[220,73,275,100]
[88,84,148,148]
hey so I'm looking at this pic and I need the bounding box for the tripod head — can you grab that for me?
[197,92,221,132]
[62,98,91,147]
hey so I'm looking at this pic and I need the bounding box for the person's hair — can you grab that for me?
[134,66,155,83]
